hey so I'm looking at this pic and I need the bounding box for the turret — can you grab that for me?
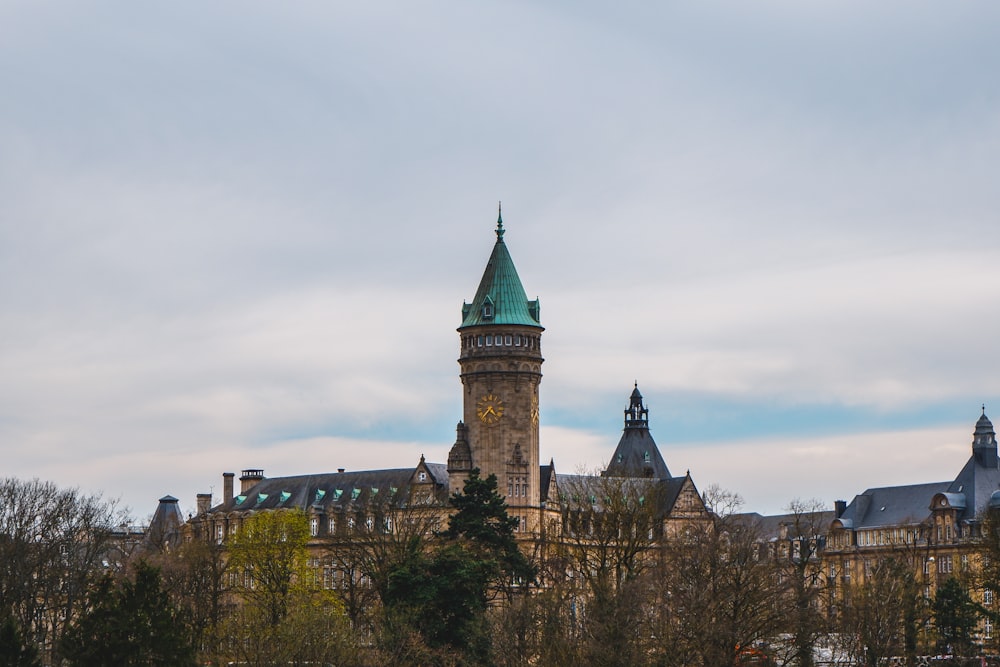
[973,406,998,468]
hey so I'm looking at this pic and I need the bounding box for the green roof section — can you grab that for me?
[460,208,542,329]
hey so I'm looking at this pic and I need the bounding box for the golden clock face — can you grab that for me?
[476,393,504,425]
[530,395,539,426]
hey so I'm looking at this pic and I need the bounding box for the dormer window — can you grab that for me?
[482,298,494,320]
[419,471,427,482]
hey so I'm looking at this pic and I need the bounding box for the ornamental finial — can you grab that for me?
[496,201,504,240]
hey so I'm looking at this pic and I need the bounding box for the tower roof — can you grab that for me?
[460,208,541,329]
[604,384,672,480]
[975,406,995,445]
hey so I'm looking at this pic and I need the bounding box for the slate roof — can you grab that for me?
[555,472,687,516]
[206,467,442,515]
[834,410,1000,530]
[604,385,671,479]
[145,494,185,547]
[835,481,950,529]
[739,510,837,540]
[460,215,541,329]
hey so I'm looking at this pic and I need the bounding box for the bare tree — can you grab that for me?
[557,473,664,666]
[776,498,833,667]
[0,477,130,664]
[155,538,230,664]
[319,491,443,630]
[658,486,787,667]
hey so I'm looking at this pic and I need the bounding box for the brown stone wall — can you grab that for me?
[458,324,543,522]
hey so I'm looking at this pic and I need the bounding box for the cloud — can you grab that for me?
[1,1,998,518]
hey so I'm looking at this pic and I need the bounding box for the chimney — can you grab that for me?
[197,493,212,515]
[834,500,847,518]
[223,472,235,504]
[240,469,264,494]
[338,468,345,473]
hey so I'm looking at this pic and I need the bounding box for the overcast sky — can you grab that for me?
[2,1,999,520]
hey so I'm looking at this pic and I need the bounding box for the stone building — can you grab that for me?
[821,409,1000,645]
[176,211,709,559]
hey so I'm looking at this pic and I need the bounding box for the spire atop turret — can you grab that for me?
[496,201,504,241]
[973,406,997,467]
[603,384,671,480]
[459,208,541,329]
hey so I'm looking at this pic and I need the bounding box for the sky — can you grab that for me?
[2,1,999,520]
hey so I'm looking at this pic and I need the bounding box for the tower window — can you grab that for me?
[486,335,493,346]
[477,336,483,347]
[483,302,493,319]
[515,335,521,346]
[505,335,512,345]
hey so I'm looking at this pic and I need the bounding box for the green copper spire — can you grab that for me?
[460,210,541,329]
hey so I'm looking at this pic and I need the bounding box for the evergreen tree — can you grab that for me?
[443,468,536,587]
[0,613,41,667]
[932,576,979,656]
[383,469,534,665]
[61,561,195,666]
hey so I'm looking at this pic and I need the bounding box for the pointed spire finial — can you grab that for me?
[496,201,505,241]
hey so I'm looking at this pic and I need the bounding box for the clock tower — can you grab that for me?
[449,208,543,529]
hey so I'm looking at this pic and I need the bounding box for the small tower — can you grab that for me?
[456,207,544,525]
[604,384,672,479]
[973,406,998,469]
[447,422,473,495]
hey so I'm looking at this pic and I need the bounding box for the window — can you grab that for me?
[310,517,319,537]
[986,589,994,606]
[328,517,336,534]
[962,554,969,570]
[418,471,427,482]
[515,335,521,346]
[215,525,224,544]
[486,335,493,346]
[986,619,994,640]
[477,335,483,347]
[938,556,953,574]
[505,335,512,345]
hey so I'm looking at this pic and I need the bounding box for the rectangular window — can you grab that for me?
[477,335,483,347]
[515,335,521,346]
[505,335,512,345]
[986,589,994,606]
[310,517,318,537]
[486,335,493,346]
[986,619,994,640]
